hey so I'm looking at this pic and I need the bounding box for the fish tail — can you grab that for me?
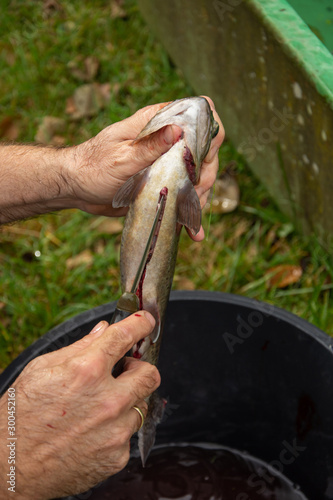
[138,392,166,466]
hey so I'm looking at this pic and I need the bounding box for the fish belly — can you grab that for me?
[120,141,188,359]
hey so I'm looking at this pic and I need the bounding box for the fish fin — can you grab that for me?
[112,168,148,208]
[135,99,191,140]
[139,301,161,345]
[138,392,165,467]
[152,321,161,344]
[177,182,202,235]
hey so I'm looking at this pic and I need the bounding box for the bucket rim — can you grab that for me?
[171,290,333,348]
[1,290,332,394]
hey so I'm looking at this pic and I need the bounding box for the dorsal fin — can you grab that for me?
[112,168,148,208]
[177,181,201,235]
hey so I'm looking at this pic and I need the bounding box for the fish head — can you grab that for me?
[135,96,219,184]
[182,97,219,183]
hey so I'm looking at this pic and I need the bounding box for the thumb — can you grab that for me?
[132,125,182,166]
[92,311,155,372]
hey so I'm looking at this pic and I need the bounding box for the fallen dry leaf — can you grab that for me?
[110,0,127,19]
[95,219,123,234]
[53,135,66,146]
[2,43,16,66]
[94,240,106,255]
[66,83,111,120]
[2,226,40,238]
[0,116,20,141]
[266,264,303,289]
[269,239,292,256]
[65,96,76,115]
[45,231,61,247]
[85,56,99,80]
[265,225,278,247]
[43,0,64,18]
[173,276,196,290]
[67,55,100,82]
[98,83,111,102]
[204,166,240,215]
[35,116,66,144]
[66,250,93,270]
[225,219,251,246]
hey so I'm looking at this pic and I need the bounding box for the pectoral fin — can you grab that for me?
[112,168,148,208]
[177,182,202,235]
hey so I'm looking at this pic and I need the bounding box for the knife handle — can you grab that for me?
[110,292,140,325]
[111,292,140,377]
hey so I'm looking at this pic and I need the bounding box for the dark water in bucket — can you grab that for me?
[89,443,307,500]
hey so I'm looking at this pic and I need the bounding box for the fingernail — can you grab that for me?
[142,311,156,327]
[90,321,108,335]
[164,125,174,145]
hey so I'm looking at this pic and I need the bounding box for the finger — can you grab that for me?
[200,95,216,111]
[115,359,161,407]
[107,124,182,186]
[108,102,171,141]
[76,202,128,218]
[131,124,182,165]
[197,155,220,199]
[104,401,148,463]
[187,225,205,242]
[199,95,224,164]
[93,311,155,371]
[24,321,110,370]
[205,126,224,164]
[129,402,149,433]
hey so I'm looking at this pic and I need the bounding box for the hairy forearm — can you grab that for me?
[0,144,75,224]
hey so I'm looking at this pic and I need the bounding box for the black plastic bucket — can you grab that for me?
[1,291,333,499]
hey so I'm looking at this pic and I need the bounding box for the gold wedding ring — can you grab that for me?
[132,405,145,431]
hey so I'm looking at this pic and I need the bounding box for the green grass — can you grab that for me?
[0,0,332,370]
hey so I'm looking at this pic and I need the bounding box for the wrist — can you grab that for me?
[0,144,77,224]
[41,145,78,210]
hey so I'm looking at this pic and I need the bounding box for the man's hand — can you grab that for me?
[66,97,224,241]
[0,98,224,238]
[0,311,159,500]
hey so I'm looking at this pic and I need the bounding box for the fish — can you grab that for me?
[112,96,219,465]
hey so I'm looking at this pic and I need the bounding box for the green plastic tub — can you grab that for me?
[138,0,333,241]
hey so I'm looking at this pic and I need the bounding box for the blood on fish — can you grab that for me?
[47,424,55,429]
[183,146,196,184]
[133,351,142,359]
[135,189,168,311]
[135,268,146,310]
[62,410,66,416]
[133,339,144,359]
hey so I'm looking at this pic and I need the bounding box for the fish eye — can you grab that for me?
[212,121,219,138]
